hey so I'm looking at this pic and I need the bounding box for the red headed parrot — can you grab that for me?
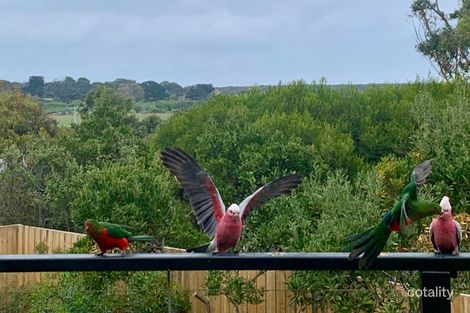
[84,219,154,256]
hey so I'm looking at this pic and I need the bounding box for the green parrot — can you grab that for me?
[344,160,441,269]
[84,219,154,256]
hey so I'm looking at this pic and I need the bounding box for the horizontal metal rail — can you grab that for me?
[0,252,461,313]
[0,252,467,272]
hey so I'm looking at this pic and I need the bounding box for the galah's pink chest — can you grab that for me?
[215,217,242,252]
[432,218,458,251]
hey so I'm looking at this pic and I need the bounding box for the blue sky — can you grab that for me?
[0,0,460,86]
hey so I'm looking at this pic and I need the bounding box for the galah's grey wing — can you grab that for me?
[429,221,438,251]
[455,220,462,247]
[239,174,302,221]
[161,148,225,239]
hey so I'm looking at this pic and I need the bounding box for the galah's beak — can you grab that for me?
[233,212,239,218]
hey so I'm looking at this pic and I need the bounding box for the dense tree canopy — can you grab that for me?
[23,76,45,97]
[141,80,168,101]
[184,83,215,100]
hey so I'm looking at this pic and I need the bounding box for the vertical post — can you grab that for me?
[167,270,173,313]
[420,271,451,313]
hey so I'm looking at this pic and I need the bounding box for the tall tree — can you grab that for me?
[44,77,85,102]
[141,80,168,101]
[184,84,215,100]
[23,76,45,97]
[65,87,137,164]
[0,90,56,139]
[115,80,145,102]
[161,81,184,98]
[76,77,93,98]
[411,0,470,81]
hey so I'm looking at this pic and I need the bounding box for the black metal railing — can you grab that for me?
[0,252,464,313]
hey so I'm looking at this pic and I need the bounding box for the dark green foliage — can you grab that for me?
[412,81,470,211]
[161,81,184,98]
[154,80,456,164]
[0,134,78,228]
[23,76,45,97]
[44,76,90,101]
[184,84,215,100]
[64,87,139,164]
[134,99,198,113]
[141,80,168,101]
[136,114,162,137]
[24,271,190,313]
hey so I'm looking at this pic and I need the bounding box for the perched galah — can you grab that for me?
[161,148,302,254]
[344,160,441,269]
[430,196,462,255]
[84,219,154,256]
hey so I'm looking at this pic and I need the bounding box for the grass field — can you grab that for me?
[49,112,173,127]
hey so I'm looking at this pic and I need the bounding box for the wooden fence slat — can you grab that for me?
[257,268,267,313]
[266,271,277,313]
[245,271,256,313]
[276,270,287,313]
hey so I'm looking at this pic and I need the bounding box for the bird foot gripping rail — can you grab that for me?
[0,252,464,313]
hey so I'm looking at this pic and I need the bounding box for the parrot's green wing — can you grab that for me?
[399,193,411,232]
[394,160,433,232]
[101,222,132,238]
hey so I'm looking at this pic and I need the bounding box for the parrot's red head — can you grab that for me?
[84,219,96,234]
[227,204,240,220]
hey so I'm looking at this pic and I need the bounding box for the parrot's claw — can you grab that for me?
[95,252,105,257]
[434,251,441,255]
[452,249,460,256]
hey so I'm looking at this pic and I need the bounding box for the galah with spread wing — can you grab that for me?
[430,196,462,255]
[344,160,441,269]
[161,148,302,253]
[84,219,154,256]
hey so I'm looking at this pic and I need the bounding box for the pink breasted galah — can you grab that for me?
[161,148,302,254]
[430,196,462,255]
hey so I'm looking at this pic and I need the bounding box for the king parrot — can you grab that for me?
[160,148,303,254]
[430,196,462,255]
[344,160,441,269]
[84,219,154,256]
